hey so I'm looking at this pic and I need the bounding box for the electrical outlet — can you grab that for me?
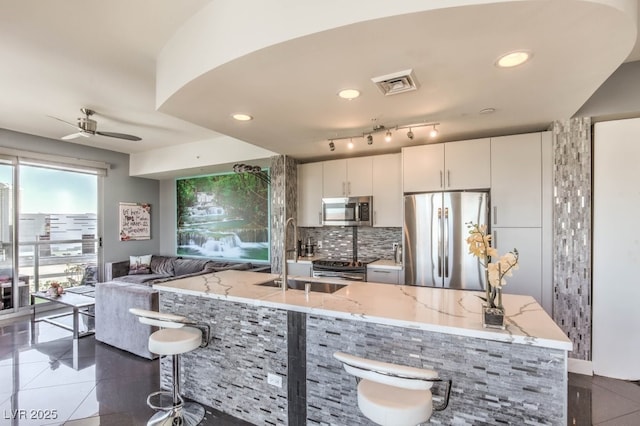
[267,373,282,388]
[317,240,322,249]
[393,242,399,250]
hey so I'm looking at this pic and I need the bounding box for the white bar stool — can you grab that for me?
[334,352,452,426]
[130,308,210,426]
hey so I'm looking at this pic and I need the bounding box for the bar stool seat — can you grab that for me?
[130,308,209,426]
[358,380,433,425]
[149,327,202,355]
[334,351,452,426]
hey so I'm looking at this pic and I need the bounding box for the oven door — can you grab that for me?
[322,198,357,226]
[312,269,366,281]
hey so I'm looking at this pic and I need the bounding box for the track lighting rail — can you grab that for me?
[327,122,440,150]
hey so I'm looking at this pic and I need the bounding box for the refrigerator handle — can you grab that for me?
[439,171,443,188]
[493,229,498,250]
[437,207,442,277]
[444,207,449,277]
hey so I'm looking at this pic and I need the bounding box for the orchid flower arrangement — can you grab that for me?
[466,223,519,309]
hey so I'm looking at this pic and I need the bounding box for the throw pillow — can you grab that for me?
[129,254,152,275]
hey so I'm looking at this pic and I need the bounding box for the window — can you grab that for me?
[0,155,102,314]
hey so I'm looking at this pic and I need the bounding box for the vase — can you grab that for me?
[482,305,505,329]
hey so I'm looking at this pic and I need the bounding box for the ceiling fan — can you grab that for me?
[51,108,142,141]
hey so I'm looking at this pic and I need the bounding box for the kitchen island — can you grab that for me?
[154,270,571,425]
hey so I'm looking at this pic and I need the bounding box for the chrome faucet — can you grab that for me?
[282,217,298,291]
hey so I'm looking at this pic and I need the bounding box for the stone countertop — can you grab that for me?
[153,270,572,351]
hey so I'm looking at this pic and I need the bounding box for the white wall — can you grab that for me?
[592,118,640,380]
[129,136,275,179]
[575,60,640,119]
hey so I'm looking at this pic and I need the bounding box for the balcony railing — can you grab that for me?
[1,239,98,294]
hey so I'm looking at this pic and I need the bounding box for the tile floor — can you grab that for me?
[1,313,640,425]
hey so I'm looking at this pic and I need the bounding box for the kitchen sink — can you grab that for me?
[257,278,347,294]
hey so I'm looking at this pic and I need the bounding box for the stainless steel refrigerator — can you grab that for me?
[404,191,489,289]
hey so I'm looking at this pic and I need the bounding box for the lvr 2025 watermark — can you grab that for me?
[3,409,58,420]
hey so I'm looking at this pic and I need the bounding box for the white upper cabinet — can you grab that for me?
[372,153,402,227]
[402,139,490,193]
[323,157,373,197]
[402,144,444,193]
[297,162,323,227]
[491,133,543,227]
[444,139,491,190]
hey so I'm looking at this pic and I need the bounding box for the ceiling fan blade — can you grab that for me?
[48,115,81,130]
[61,132,90,140]
[96,131,142,141]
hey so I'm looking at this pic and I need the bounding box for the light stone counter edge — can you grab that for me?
[154,270,572,352]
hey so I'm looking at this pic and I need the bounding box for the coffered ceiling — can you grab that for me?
[0,0,638,166]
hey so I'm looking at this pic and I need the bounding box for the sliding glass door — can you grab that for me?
[0,160,17,312]
[0,159,100,316]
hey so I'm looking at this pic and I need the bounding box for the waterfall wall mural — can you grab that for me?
[176,170,270,262]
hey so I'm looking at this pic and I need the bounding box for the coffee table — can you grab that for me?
[31,290,95,369]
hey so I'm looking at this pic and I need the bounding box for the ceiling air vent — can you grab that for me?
[371,69,419,96]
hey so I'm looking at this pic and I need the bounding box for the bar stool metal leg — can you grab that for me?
[128,308,208,426]
[146,353,205,426]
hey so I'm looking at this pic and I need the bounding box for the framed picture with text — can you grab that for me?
[119,202,151,241]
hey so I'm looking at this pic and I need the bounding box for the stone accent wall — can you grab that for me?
[271,155,298,274]
[552,118,592,361]
[299,226,402,260]
[306,315,567,425]
[159,292,289,425]
[160,291,567,425]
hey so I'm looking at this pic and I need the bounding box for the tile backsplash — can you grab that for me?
[298,226,402,260]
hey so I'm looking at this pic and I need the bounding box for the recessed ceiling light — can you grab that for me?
[496,50,531,68]
[338,89,360,100]
[232,113,253,121]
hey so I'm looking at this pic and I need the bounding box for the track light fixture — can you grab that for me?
[326,121,439,151]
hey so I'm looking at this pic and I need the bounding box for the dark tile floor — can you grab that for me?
[0,313,250,425]
[2,313,640,425]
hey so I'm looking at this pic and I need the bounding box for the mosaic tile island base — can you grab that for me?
[155,270,572,425]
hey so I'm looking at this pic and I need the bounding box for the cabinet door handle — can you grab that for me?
[447,170,451,187]
[493,230,498,250]
[493,206,497,225]
[348,181,351,195]
[373,210,377,226]
[372,270,391,274]
[318,212,322,225]
[342,182,346,196]
[440,170,443,188]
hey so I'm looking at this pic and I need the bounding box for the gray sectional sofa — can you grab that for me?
[104,255,270,285]
[96,255,269,359]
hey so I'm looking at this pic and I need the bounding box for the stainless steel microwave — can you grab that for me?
[322,196,372,226]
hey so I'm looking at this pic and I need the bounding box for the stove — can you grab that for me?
[312,258,378,281]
